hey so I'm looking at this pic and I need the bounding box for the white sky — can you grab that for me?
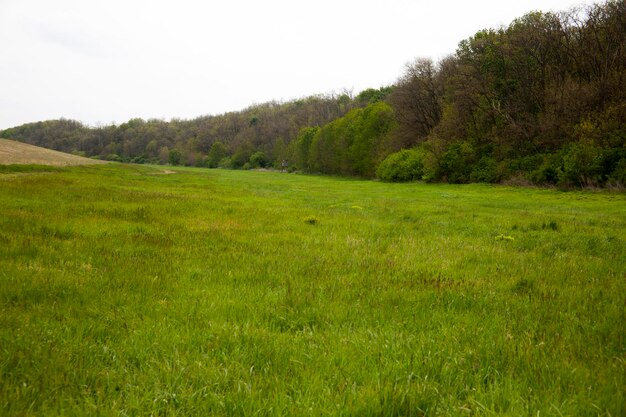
[0,0,593,129]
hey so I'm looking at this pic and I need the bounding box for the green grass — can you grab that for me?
[1,164,624,416]
[0,164,63,174]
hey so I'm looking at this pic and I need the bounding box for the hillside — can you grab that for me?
[0,138,108,166]
[1,1,623,186]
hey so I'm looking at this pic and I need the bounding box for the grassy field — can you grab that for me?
[0,163,624,416]
[0,139,108,166]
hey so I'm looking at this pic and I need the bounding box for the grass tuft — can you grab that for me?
[542,220,559,231]
[303,215,319,225]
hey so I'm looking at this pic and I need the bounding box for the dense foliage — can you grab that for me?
[2,1,624,187]
[375,149,425,182]
[0,94,363,168]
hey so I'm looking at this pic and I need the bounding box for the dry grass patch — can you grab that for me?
[0,138,109,166]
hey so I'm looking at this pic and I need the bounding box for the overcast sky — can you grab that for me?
[0,0,593,129]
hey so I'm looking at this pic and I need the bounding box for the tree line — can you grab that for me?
[0,94,364,168]
[2,1,624,187]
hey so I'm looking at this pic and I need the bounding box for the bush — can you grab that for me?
[558,141,604,187]
[608,158,626,185]
[500,154,544,179]
[601,148,626,181]
[470,156,498,183]
[437,142,475,183]
[376,148,424,182]
[528,153,562,185]
[218,157,232,169]
[131,154,147,164]
[168,149,182,166]
[231,148,252,169]
[249,151,267,168]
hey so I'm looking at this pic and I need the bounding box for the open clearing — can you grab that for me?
[0,138,108,166]
[0,164,624,416]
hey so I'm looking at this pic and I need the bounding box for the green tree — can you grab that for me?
[159,146,170,165]
[349,102,395,177]
[293,127,319,171]
[355,86,393,105]
[207,141,227,168]
[145,139,158,159]
[168,148,182,166]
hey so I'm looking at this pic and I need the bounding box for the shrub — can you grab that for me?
[231,148,252,168]
[376,148,425,182]
[437,142,475,183]
[168,149,182,166]
[558,141,604,187]
[218,157,232,169]
[608,158,626,185]
[528,153,562,185]
[470,156,498,183]
[249,151,267,168]
[500,154,544,179]
[131,154,147,164]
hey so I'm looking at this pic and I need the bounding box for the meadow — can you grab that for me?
[0,163,624,416]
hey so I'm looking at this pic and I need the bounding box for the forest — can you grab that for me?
[2,0,624,187]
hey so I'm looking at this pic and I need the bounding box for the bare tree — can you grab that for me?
[388,58,443,149]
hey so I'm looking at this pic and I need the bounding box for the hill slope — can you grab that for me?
[0,138,108,166]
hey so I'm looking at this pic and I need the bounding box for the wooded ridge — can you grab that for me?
[2,1,624,187]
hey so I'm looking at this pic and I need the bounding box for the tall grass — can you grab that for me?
[1,164,624,416]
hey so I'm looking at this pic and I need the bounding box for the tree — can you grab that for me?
[388,58,443,149]
[292,127,319,171]
[207,141,227,168]
[159,146,170,164]
[145,139,158,159]
[168,148,182,166]
[349,102,395,177]
[355,86,393,105]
